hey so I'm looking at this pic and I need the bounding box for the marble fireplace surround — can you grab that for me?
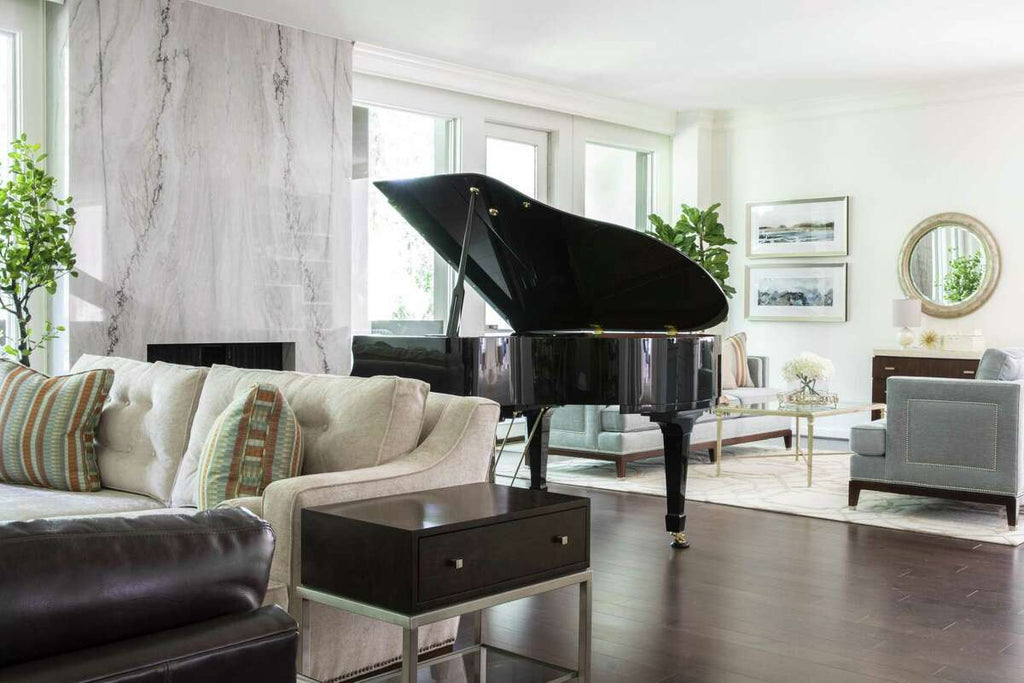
[56,0,354,373]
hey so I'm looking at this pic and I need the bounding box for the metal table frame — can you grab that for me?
[298,569,593,683]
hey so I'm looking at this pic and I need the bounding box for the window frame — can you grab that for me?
[355,102,460,331]
[0,0,48,372]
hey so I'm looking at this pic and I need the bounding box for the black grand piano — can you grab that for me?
[352,174,728,548]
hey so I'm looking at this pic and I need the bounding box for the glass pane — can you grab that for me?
[486,137,537,198]
[484,136,540,330]
[585,142,650,229]
[367,107,452,325]
[0,30,14,181]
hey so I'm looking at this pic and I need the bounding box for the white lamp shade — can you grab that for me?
[892,298,922,328]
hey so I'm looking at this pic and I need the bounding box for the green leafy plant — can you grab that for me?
[0,136,77,367]
[942,250,983,304]
[647,203,737,297]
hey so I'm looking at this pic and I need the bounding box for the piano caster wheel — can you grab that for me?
[669,532,689,549]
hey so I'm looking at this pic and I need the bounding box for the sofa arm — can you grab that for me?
[885,376,1024,494]
[747,355,768,388]
[261,395,499,592]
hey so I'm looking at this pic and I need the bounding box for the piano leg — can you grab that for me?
[524,407,553,491]
[655,414,697,549]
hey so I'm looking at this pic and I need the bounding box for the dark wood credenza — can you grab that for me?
[871,349,981,419]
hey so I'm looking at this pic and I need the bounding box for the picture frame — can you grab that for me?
[745,263,848,322]
[746,196,849,258]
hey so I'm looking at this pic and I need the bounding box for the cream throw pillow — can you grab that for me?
[722,333,755,389]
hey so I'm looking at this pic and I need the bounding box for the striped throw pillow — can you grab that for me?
[722,333,755,389]
[0,359,114,492]
[197,383,302,510]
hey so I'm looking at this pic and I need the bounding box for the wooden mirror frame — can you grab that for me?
[898,212,1000,318]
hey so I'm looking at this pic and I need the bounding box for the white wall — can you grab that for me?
[714,92,1024,436]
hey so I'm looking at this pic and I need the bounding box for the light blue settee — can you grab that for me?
[849,348,1024,527]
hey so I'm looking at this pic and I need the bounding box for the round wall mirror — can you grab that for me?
[898,212,1000,318]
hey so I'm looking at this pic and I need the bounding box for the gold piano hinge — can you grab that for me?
[664,325,678,336]
[469,186,480,195]
[488,208,499,216]
[590,324,604,336]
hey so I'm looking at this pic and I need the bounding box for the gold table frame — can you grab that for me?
[714,401,886,486]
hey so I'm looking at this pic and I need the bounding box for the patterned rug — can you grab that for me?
[493,440,1024,546]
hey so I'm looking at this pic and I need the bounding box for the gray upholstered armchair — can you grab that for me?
[849,348,1024,527]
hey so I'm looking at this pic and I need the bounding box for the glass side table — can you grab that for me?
[714,400,886,486]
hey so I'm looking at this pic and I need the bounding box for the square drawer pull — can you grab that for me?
[449,558,463,570]
[553,535,569,545]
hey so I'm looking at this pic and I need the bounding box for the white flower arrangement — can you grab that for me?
[782,352,835,395]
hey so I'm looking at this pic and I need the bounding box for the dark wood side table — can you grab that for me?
[871,348,981,419]
[299,483,592,683]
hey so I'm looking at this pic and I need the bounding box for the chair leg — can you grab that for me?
[616,458,627,478]
[783,431,793,449]
[707,448,717,463]
[848,482,861,508]
[1007,498,1019,529]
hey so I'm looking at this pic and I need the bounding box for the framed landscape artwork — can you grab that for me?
[745,263,848,322]
[747,196,849,258]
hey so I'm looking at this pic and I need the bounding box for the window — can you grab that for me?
[484,124,549,329]
[485,123,548,201]
[584,142,653,230]
[358,105,457,333]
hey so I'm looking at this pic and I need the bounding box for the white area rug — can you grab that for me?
[493,442,1024,546]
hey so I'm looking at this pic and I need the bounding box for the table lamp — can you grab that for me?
[892,298,922,348]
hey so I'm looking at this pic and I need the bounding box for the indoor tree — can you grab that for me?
[0,135,77,367]
[647,203,737,297]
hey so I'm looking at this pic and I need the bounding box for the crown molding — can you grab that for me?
[352,43,676,136]
[714,78,1024,130]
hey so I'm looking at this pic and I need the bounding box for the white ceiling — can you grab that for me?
[199,0,1024,110]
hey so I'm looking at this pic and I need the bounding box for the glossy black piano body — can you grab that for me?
[351,173,728,547]
[351,334,718,414]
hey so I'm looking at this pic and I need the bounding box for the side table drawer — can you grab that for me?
[418,508,587,603]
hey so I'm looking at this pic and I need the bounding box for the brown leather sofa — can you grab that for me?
[0,509,297,682]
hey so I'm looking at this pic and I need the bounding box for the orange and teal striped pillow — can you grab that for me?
[197,383,302,510]
[0,359,114,492]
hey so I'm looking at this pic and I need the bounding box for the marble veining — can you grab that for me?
[62,0,353,373]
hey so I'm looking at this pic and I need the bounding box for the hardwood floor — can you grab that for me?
[467,483,1024,683]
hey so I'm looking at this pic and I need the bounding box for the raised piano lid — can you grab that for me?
[374,173,729,333]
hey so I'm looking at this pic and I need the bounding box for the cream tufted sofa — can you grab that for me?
[0,355,500,682]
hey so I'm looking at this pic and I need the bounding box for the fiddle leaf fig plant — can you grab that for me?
[0,135,78,367]
[647,202,737,298]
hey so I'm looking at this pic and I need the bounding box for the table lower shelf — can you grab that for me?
[298,569,592,683]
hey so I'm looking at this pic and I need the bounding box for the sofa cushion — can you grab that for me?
[599,408,659,433]
[172,367,429,507]
[71,355,208,504]
[976,348,1024,381]
[0,360,113,492]
[0,483,163,522]
[198,384,303,510]
[850,420,886,456]
[850,453,886,480]
[723,387,778,406]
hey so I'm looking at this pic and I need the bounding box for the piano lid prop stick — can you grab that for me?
[445,186,480,339]
[488,412,519,483]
